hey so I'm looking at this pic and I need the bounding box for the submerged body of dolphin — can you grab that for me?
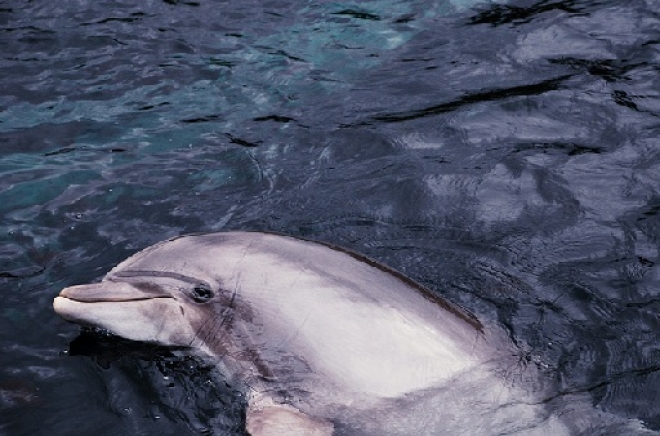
[53,232,656,435]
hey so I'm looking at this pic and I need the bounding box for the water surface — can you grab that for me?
[1,0,660,434]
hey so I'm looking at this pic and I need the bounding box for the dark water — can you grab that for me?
[1,0,660,434]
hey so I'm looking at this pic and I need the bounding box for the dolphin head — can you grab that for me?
[54,276,221,348]
[53,234,244,350]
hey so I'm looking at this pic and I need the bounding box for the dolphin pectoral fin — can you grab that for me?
[246,403,334,436]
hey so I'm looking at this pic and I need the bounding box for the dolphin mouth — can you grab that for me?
[57,294,174,303]
[53,284,192,346]
[57,282,174,303]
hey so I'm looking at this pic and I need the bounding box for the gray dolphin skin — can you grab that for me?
[53,232,656,436]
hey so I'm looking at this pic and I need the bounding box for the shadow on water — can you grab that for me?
[468,0,589,26]
[3,328,247,436]
[67,328,183,368]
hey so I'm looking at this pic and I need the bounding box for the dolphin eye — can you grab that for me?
[191,285,214,303]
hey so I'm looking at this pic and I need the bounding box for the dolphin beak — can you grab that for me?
[53,281,194,346]
[53,281,175,325]
[57,281,172,303]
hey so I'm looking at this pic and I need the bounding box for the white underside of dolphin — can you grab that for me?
[53,232,657,436]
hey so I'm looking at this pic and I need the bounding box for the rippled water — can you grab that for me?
[2,0,660,434]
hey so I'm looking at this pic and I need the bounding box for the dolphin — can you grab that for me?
[52,231,656,436]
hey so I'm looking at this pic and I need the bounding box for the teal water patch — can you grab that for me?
[0,169,99,214]
[1,309,30,328]
[0,0,510,243]
[0,0,504,143]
